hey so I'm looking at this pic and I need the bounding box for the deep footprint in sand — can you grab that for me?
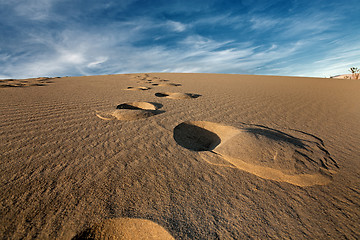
[155,92,201,99]
[73,218,174,240]
[147,79,170,84]
[124,86,151,91]
[96,102,164,121]
[156,83,182,87]
[173,121,338,187]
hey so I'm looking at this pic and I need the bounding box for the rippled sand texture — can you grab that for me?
[1,73,359,239]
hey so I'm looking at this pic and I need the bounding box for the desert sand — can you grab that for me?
[0,73,359,239]
[331,73,359,80]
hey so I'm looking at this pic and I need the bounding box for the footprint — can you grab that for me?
[173,121,338,187]
[147,80,169,83]
[156,83,182,87]
[129,74,151,81]
[96,102,164,121]
[124,86,151,91]
[155,92,201,99]
[116,102,162,110]
[73,218,174,240]
[30,83,47,86]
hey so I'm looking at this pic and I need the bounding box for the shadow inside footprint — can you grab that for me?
[125,86,151,91]
[117,102,163,110]
[159,83,182,87]
[174,123,221,151]
[117,103,143,110]
[155,92,201,99]
[155,93,169,97]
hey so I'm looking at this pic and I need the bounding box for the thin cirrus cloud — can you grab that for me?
[166,20,187,32]
[0,0,359,79]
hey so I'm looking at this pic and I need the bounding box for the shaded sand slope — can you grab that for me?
[1,73,360,239]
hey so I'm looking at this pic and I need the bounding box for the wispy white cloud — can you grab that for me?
[166,20,187,32]
[87,57,108,68]
[193,13,246,30]
[261,39,360,77]
[283,14,338,38]
[12,0,57,20]
[250,16,280,30]
[0,25,305,78]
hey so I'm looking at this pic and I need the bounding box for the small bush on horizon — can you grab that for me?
[349,67,360,79]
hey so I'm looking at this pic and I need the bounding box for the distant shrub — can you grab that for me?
[349,67,360,79]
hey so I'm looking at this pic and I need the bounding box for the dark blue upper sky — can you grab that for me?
[1,0,359,78]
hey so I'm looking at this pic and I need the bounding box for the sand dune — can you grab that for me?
[1,73,360,239]
[331,73,359,79]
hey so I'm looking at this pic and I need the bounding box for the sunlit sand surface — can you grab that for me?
[1,73,359,239]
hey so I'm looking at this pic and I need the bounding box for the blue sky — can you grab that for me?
[1,0,359,79]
